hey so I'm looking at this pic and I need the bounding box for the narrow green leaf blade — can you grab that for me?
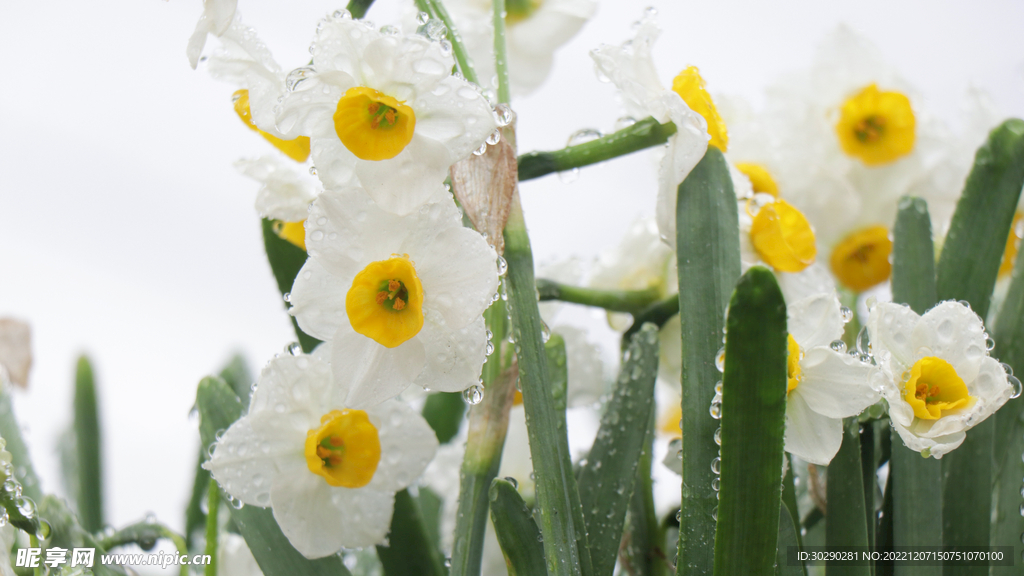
[261,218,321,353]
[578,323,660,576]
[889,196,942,574]
[776,502,802,576]
[73,356,104,533]
[676,147,742,576]
[936,119,1024,568]
[0,389,42,501]
[825,421,870,576]
[714,267,787,575]
[376,489,447,576]
[196,377,350,576]
[489,478,548,576]
[620,402,670,576]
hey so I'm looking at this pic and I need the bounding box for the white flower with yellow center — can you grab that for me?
[288,185,498,408]
[235,156,319,251]
[590,15,713,246]
[867,301,1014,458]
[444,0,596,96]
[275,15,497,215]
[782,293,879,465]
[204,349,438,557]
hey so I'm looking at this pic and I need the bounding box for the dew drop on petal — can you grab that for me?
[830,340,847,353]
[463,384,484,405]
[840,306,854,323]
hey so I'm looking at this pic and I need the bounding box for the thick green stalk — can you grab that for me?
[414,0,478,85]
[713,268,787,575]
[889,196,941,575]
[518,117,677,182]
[73,356,104,533]
[675,147,741,576]
[936,119,1024,572]
[536,279,662,314]
[504,193,589,576]
[825,421,870,576]
[449,300,517,576]
[492,0,510,104]
[204,478,219,576]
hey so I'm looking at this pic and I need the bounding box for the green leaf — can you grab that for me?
[621,404,670,576]
[39,496,128,576]
[0,388,42,501]
[936,119,1024,566]
[218,353,254,410]
[776,502,802,576]
[376,489,447,576]
[518,117,677,182]
[422,392,466,444]
[504,196,592,576]
[889,196,942,572]
[825,421,870,576]
[416,487,444,551]
[73,356,104,533]
[261,218,321,353]
[545,334,569,412]
[676,146,741,576]
[489,478,547,576]
[196,377,350,576]
[713,267,787,576]
[992,224,1024,554]
[578,323,660,576]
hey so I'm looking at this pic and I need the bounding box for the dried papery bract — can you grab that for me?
[449,128,517,255]
[0,318,31,388]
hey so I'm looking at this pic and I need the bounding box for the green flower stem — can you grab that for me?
[449,300,517,576]
[492,0,510,104]
[29,534,42,576]
[204,478,220,576]
[345,0,374,18]
[73,356,104,533]
[536,278,662,314]
[518,117,677,182]
[624,293,679,345]
[415,0,479,85]
[504,192,590,576]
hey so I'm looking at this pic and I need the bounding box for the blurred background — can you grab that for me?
[0,0,1022,555]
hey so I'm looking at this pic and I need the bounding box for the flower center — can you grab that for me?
[304,409,381,488]
[333,87,416,161]
[272,220,306,251]
[999,211,1023,279]
[786,335,802,393]
[346,255,425,348]
[735,163,779,197]
[505,0,542,24]
[829,225,892,292]
[902,357,976,421]
[232,89,311,163]
[835,84,915,166]
[671,66,728,152]
[749,199,816,273]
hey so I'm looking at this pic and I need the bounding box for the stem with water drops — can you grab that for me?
[204,478,219,576]
[518,117,677,181]
[492,0,511,104]
[414,0,479,85]
[448,300,517,576]
[536,278,662,315]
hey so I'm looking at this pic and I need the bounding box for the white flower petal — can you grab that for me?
[413,77,497,162]
[366,401,439,493]
[353,135,454,215]
[289,258,350,342]
[788,293,845,349]
[276,73,355,139]
[415,315,488,393]
[249,352,341,424]
[784,392,843,466]
[891,418,965,459]
[795,348,878,419]
[331,322,426,409]
[409,226,498,328]
[867,302,921,369]
[204,414,302,508]
[359,35,452,101]
[589,16,667,121]
[775,264,837,306]
[270,471,395,557]
[914,301,988,382]
[967,356,1013,418]
[236,157,318,222]
[311,18,381,81]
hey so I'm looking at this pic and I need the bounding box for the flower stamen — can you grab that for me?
[304,409,381,488]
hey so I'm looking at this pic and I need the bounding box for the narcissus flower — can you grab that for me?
[186,0,238,69]
[204,350,438,557]
[288,185,498,407]
[864,301,1015,457]
[782,293,878,465]
[867,301,1015,458]
[275,14,496,215]
[590,15,711,246]
[444,0,597,95]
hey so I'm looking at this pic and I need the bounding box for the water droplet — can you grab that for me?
[286,342,302,355]
[473,141,488,156]
[711,477,720,491]
[865,296,878,312]
[557,167,580,183]
[379,24,400,36]
[840,306,854,323]
[493,103,515,127]
[710,457,721,475]
[714,427,722,446]
[709,401,722,419]
[856,326,871,355]
[675,509,682,522]
[1010,375,1022,399]
[986,336,996,351]
[485,341,495,356]
[504,476,518,489]
[463,384,484,405]
[423,19,447,41]
[0,508,8,527]
[331,9,352,20]
[496,255,508,277]
[567,128,602,147]
[540,321,551,343]
[830,340,847,353]
[711,506,718,521]
[285,66,316,92]
[283,292,291,303]
[613,116,637,131]
[715,347,726,372]
[486,129,501,146]
[230,497,245,510]
[308,166,318,176]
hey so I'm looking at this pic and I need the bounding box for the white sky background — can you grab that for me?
[0,0,1022,545]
